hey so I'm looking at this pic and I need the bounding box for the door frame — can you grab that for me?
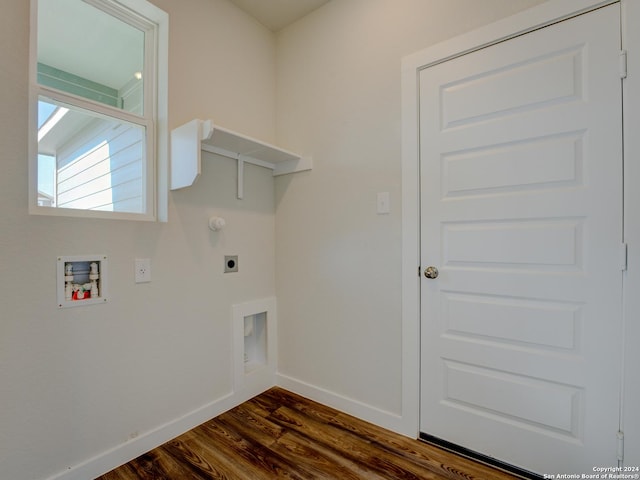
[401,0,639,465]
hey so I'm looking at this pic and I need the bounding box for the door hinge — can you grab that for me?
[620,50,628,79]
[620,243,628,271]
[617,431,624,462]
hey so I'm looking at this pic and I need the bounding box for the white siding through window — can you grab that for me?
[56,119,145,212]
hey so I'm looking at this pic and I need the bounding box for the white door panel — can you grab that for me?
[420,5,623,474]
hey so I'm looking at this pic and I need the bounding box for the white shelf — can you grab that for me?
[170,119,312,198]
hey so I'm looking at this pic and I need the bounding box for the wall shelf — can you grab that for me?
[171,119,312,199]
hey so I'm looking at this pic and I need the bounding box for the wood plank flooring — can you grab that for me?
[97,387,520,480]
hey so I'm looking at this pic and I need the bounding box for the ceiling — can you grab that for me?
[228,0,331,31]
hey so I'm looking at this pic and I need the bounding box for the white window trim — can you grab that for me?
[28,0,168,222]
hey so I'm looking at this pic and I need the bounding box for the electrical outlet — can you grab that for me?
[224,255,238,273]
[135,258,151,283]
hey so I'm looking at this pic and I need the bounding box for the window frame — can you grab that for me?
[28,0,168,222]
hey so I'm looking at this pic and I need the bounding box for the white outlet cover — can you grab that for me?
[135,258,151,283]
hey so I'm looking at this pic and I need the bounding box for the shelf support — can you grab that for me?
[237,157,245,200]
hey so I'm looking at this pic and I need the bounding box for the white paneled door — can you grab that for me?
[419,5,624,474]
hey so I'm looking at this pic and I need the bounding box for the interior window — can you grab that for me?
[30,0,167,220]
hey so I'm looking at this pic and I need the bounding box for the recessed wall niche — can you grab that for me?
[232,297,276,397]
[57,255,108,308]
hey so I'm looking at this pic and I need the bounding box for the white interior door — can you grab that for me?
[419,5,624,474]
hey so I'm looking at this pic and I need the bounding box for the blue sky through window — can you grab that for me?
[38,100,57,202]
[38,100,57,128]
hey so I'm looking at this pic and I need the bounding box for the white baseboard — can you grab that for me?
[45,389,255,480]
[276,373,410,437]
[46,373,409,480]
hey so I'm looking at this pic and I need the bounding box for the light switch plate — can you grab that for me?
[377,192,390,214]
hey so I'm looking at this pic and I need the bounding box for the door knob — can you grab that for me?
[424,266,439,279]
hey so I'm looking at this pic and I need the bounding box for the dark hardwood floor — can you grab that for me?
[97,387,520,479]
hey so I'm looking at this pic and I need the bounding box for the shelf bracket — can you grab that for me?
[237,157,245,200]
